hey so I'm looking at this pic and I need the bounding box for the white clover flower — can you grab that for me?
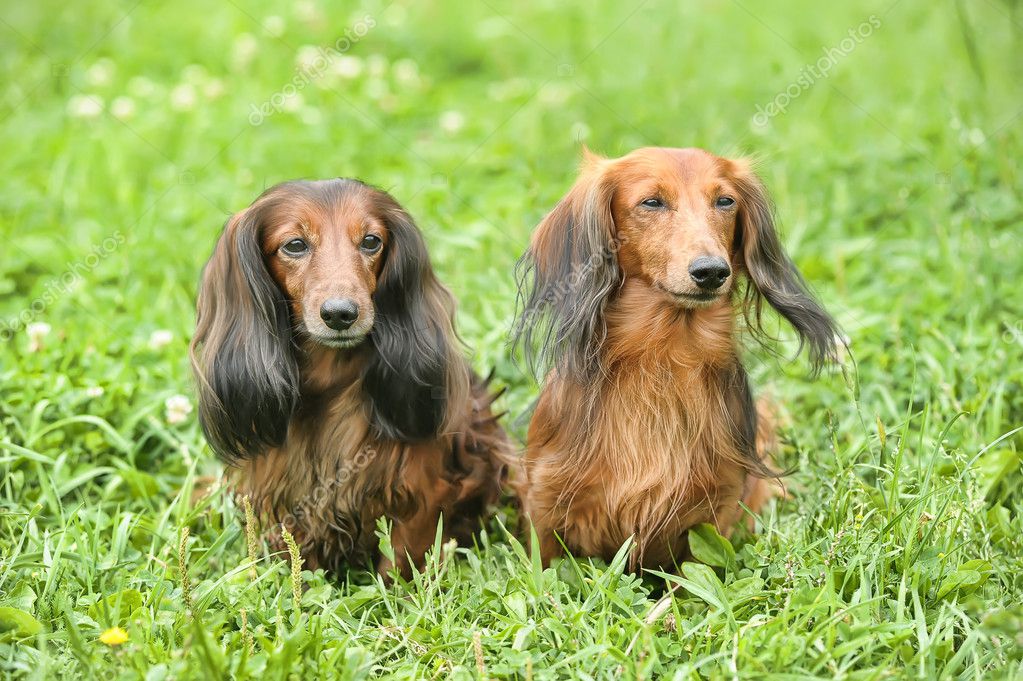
[439,110,465,134]
[262,15,286,37]
[27,322,51,352]
[127,76,156,98]
[392,58,420,86]
[148,329,173,350]
[110,96,136,120]
[333,55,363,79]
[296,45,323,71]
[232,33,259,70]
[86,386,105,398]
[165,394,193,425]
[86,58,115,87]
[203,78,225,99]
[182,64,208,84]
[296,1,321,23]
[67,94,103,118]
[170,83,197,111]
[366,54,388,78]
[282,91,304,112]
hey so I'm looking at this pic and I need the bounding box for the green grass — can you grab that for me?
[1,0,1022,678]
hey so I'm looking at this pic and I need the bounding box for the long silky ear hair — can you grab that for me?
[361,192,470,441]
[512,151,620,384]
[189,197,299,462]
[731,162,839,374]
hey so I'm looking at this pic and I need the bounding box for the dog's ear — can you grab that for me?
[513,152,620,383]
[361,197,470,441]
[190,201,299,461]
[731,161,839,374]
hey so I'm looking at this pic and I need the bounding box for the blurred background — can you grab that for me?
[0,1,1019,421]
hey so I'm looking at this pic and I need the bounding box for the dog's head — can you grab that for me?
[514,147,838,382]
[190,179,467,461]
[257,181,390,350]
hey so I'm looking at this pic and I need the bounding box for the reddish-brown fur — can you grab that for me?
[191,180,511,578]
[516,148,835,570]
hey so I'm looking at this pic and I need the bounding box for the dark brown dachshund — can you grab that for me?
[190,179,510,577]
[513,148,837,570]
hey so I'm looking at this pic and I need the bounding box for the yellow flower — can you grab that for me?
[100,627,128,646]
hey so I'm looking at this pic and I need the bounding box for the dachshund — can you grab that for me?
[190,179,510,577]
[512,147,838,570]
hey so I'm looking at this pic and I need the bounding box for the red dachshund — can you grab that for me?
[513,148,837,569]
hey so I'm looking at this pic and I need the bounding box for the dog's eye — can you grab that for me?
[715,196,736,208]
[281,238,309,256]
[360,234,382,253]
[640,198,664,209]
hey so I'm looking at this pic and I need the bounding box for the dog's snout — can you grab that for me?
[688,256,731,290]
[320,298,360,331]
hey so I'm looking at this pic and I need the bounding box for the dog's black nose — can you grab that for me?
[688,256,731,290]
[320,298,359,330]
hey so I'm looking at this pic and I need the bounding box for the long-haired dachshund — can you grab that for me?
[513,147,838,570]
[190,179,510,577]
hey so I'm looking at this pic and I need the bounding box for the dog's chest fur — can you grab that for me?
[235,379,413,569]
[235,346,418,571]
[233,349,507,574]
[525,285,754,567]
